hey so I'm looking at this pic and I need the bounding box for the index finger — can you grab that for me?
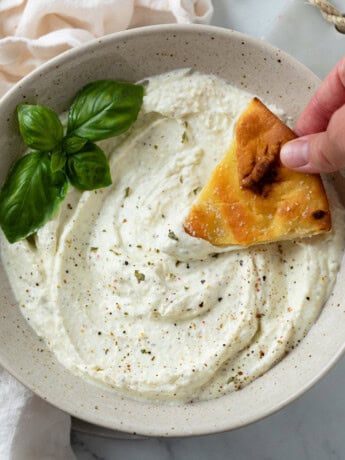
[295,57,345,136]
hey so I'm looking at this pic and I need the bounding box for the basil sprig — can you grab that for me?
[0,80,144,243]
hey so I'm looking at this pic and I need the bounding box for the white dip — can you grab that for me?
[1,70,345,402]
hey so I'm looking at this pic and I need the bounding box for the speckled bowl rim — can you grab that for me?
[0,24,344,437]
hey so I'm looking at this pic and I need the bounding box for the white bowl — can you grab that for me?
[0,24,344,437]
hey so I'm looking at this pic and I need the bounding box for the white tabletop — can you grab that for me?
[72,2,345,458]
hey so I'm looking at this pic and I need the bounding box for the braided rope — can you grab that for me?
[308,0,345,33]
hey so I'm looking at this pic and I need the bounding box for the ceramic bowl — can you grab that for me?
[0,25,344,437]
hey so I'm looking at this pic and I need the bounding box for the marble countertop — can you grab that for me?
[72,1,345,458]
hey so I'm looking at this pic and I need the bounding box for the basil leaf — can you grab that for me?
[51,149,66,173]
[66,143,112,191]
[17,104,63,151]
[0,151,68,243]
[67,80,144,141]
[63,136,87,154]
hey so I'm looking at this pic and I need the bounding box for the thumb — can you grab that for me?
[281,104,345,173]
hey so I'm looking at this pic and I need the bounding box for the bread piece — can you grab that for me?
[184,98,331,246]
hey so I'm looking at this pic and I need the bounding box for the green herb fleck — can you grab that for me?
[134,270,145,283]
[109,249,121,256]
[90,247,98,252]
[124,186,132,198]
[141,348,152,355]
[168,230,179,241]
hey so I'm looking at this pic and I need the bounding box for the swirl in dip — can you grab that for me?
[1,70,345,402]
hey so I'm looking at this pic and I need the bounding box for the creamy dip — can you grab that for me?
[1,70,345,402]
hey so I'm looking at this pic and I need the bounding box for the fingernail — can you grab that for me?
[280,139,309,168]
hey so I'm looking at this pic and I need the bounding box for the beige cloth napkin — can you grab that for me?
[0,0,213,97]
[0,1,213,459]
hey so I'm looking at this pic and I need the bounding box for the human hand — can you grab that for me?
[280,57,345,173]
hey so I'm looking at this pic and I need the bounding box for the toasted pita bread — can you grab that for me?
[184,98,331,247]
